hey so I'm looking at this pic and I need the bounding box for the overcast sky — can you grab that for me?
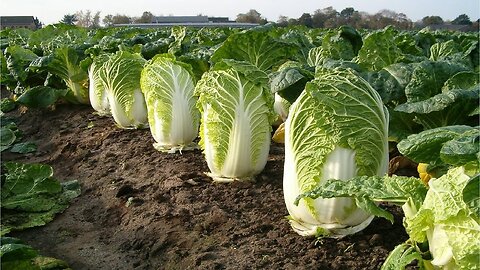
[1,0,479,25]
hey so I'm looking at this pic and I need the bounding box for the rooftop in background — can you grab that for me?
[0,16,38,30]
[114,15,258,28]
[152,15,211,23]
[424,24,472,32]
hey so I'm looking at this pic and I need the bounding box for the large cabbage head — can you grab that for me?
[140,55,199,152]
[195,61,275,182]
[99,51,148,129]
[284,68,389,237]
[89,54,110,116]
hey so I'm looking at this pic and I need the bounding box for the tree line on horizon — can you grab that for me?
[59,7,479,31]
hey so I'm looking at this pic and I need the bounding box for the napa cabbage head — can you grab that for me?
[274,93,291,123]
[284,68,389,237]
[404,167,480,270]
[99,51,148,129]
[140,55,199,152]
[195,60,275,182]
[89,54,110,116]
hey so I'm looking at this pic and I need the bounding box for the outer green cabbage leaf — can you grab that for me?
[177,49,211,82]
[0,52,12,89]
[307,46,323,67]
[4,28,32,47]
[168,26,185,55]
[0,127,16,152]
[395,87,479,129]
[168,26,191,56]
[16,86,68,108]
[210,27,296,72]
[3,45,38,85]
[270,66,306,98]
[0,98,16,113]
[440,129,480,167]
[196,62,274,181]
[413,29,437,57]
[141,38,171,60]
[190,27,233,48]
[284,68,389,237]
[1,237,71,270]
[27,24,88,55]
[319,26,362,63]
[356,26,404,71]
[403,60,469,103]
[394,61,478,129]
[441,71,479,92]
[1,162,81,235]
[362,62,415,107]
[363,69,404,107]
[278,28,315,64]
[295,175,428,223]
[394,32,425,58]
[397,125,476,166]
[0,120,36,154]
[429,40,473,68]
[44,46,90,104]
[9,142,37,154]
[463,175,480,217]
[460,34,479,69]
[2,45,50,94]
[99,51,148,129]
[0,121,21,153]
[211,59,269,83]
[269,61,314,104]
[430,40,463,61]
[140,56,199,152]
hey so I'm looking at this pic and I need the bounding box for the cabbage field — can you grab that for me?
[1,24,479,269]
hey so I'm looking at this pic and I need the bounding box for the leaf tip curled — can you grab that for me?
[293,195,304,206]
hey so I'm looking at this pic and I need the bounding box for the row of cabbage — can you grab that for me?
[1,24,479,269]
[2,24,478,136]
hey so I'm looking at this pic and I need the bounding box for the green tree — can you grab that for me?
[470,19,480,31]
[92,11,101,28]
[298,13,313,28]
[135,11,154,23]
[75,10,91,27]
[103,14,113,26]
[339,7,361,27]
[112,14,132,24]
[236,9,263,24]
[312,7,338,28]
[422,15,444,26]
[288,18,299,26]
[33,17,43,29]
[340,7,355,19]
[277,15,289,27]
[369,9,412,29]
[74,10,101,28]
[60,14,77,25]
[452,14,472,25]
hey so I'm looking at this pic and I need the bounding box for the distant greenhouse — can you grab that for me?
[113,15,258,28]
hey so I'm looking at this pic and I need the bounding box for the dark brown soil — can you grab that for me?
[3,104,413,270]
